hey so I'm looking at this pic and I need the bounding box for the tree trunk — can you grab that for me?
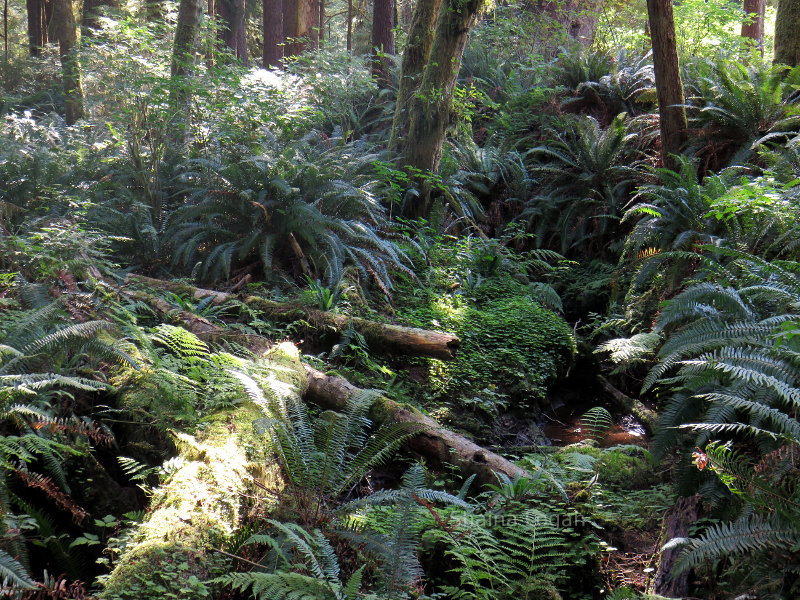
[263,0,283,66]
[283,0,318,56]
[398,0,484,215]
[51,0,84,124]
[81,0,118,29]
[389,0,442,155]
[126,275,462,359]
[371,0,394,84]
[741,0,766,53]
[597,375,658,433]
[26,0,48,57]
[346,0,352,50]
[774,0,800,66]
[646,0,687,170]
[216,0,248,63]
[654,495,700,597]
[318,0,324,44]
[170,0,203,137]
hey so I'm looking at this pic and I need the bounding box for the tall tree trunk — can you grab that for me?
[371,0,394,84]
[397,0,483,216]
[170,0,203,148]
[774,0,800,66]
[81,0,118,29]
[51,0,84,124]
[263,0,283,67]
[646,0,686,170]
[346,0,352,50]
[282,0,318,56]
[389,0,442,153]
[26,0,48,56]
[216,0,248,63]
[741,0,765,53]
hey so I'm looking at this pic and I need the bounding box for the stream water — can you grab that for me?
[540,400,648,447]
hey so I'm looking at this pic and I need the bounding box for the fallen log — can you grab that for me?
[303,366,529,484]
[597,375,658,433]
[113,283,527,485]
[125,274,460,360]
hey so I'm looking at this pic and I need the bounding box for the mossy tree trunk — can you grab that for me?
[394,0,484,217]
[51,0,84,124]
[113,284,525,486]
[169,0,203,147]
[263,0,283,67]
[742,0,765,53]
[370,0,394,84]
[126,275,461,359]
[646,0,687,170]
[389,0,442,154]
[774,0,800,66]
[98,345,306,600]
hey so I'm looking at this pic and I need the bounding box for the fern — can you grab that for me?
[579,407,613,444]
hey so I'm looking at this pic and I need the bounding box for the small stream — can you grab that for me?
[540,400,648,447]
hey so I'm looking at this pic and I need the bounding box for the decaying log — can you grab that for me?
[125,274,460,360]
[113,283,527,485]
[99,344,306,600]
[303,366,529,484]
[598,375,658,433]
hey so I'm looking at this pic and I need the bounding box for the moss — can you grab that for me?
[407,292,575,408]
[99,343,306,600]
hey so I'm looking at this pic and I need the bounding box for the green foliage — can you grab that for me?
[579,407,613,444]
[215,520,367,600]
[520,114,642,258]
[168,135,410,291]
[684,61,800,168]
[256,389,420,520]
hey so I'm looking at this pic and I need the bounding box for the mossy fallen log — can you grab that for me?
[125,274,460,359]
[303,365,529,484]
[114,284,527,486]
[98,344,306,600]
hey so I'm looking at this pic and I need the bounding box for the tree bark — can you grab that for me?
[654,494,700,597]
[126,274,462,359]
[216,0,248,63]
[170,0,203,141]
[371,0,395,84]
[397,0,484,216]
[389,0,442,155]
[774,0,800,66]
[51,0,84,124]
[597,375,658,433]
[741,0,766,53]
[346,0,352,50]
[26,0,48,56]
[81,0,118,29]
[646,0,687,170]
[263,0,284,66]
[283,0,318,56]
